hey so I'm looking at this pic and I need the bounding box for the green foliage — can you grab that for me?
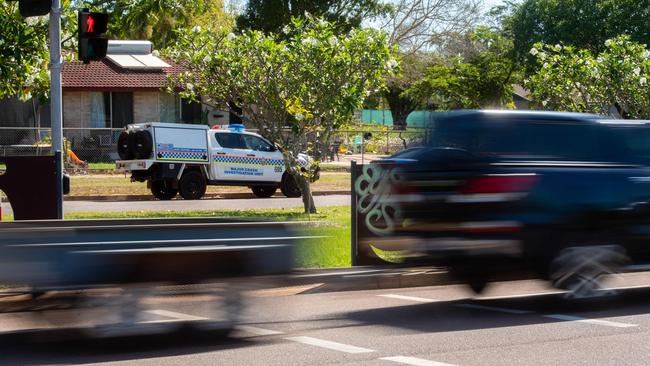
[167,17,395,212]
[526,36,650,119]
[236,0,391,35]
[0,2,49,101]
[508,0,650,70]
[84,0,233,49]
[167,16,395,165]
[407,27,517,110]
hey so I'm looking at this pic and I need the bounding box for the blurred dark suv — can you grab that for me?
[381,110,650,297]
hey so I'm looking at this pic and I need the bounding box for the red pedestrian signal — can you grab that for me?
[78,10,109,63]
[86,15,95,33]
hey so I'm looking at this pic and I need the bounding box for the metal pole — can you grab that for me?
[50,0,64,219]
[350,160,358,266]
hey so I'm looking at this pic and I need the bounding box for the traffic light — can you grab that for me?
[78,10,109,63]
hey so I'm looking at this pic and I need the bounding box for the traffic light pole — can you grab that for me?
[49,0,64,219]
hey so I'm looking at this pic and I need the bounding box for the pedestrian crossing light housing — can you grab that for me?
[78,10,109,63]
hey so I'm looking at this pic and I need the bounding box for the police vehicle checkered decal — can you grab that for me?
[156,144,208,161]
[212,155,283,166]
[211,155,309,168]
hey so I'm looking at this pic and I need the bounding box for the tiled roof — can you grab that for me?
[62,58,184,90]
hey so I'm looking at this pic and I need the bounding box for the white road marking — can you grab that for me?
[455,303,532,314]
[403,271,428,276]
[380,356,458,366]
[476,291,565,300]
[286,336,375,354]
[145,309,208,321]
[236,325,284,336]
[543,314,637,328]
[378,294,437,303]
[294,269,385,278]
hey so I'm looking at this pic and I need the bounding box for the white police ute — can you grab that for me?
[115,122,319,200]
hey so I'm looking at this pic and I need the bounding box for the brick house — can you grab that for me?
[60,41,227,160]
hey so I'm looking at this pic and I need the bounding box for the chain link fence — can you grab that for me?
[0,127,426,167]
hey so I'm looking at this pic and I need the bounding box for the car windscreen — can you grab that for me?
[428,119,628,162]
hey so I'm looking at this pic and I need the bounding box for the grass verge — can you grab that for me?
[2,206,351,268]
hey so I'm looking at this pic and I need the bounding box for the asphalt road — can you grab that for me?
[4,273,650,365]
[0,194,350,215]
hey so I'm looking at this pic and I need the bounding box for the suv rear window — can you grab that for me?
[429,119,627,162]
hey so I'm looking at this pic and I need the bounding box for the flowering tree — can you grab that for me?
[405,27,517,110]
[0,2,50,101]
[526,36,650,119]
[167,18,396,213]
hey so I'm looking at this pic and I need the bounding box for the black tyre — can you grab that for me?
[151,179,178,200]
[450,265,489,294]
[117,130,134,160]
[280,173,302,198]
[133,130,153,159]
[251,186,277,198]
[179,171,207,200]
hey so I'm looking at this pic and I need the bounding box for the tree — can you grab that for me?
[0,2,49,101]
[167,17,395,213]
[526,36,650,119]
[407,27,517,109]
[236,0,391,34]
[84,0,233,49]
[377,0,483,129]
[507,0,650,70]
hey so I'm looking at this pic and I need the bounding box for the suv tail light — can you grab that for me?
[448,174,539,203]
[460,174,539,194]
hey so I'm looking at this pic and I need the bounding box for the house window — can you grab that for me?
[159,93,179,123]
[89,91,133,128]
[180,98,203,124]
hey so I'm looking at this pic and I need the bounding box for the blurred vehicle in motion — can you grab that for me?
[375,110,650,298]
[0,218,298,336]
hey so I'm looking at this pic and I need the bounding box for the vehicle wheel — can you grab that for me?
[179,171,207,200]
[151,179,178,200]
[449,265,489,294]
[280,173,302,198]
[117,130,134,160]
[550,245,628,299]
[133,130,153,159]
[251,186,277,198]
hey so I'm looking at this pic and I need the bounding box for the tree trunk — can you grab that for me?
[296,173,316,214]
[384,86,417,131]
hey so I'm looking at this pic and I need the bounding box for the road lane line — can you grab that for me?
[476,291,565,300]
[145,309,208,321]
[236,325,284,336]
[544,314,638,328]
[378,294,438,303]
[286,336,375,354]
[380,356,458,366]
[455,303,532,314]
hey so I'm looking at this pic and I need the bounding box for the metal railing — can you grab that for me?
[0,127,426,164]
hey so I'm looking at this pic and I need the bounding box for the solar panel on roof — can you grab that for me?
[106,54,171,70]
[132,54,171,68]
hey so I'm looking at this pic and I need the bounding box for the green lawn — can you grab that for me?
[2,206,351,268]
[67,172,349,197]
